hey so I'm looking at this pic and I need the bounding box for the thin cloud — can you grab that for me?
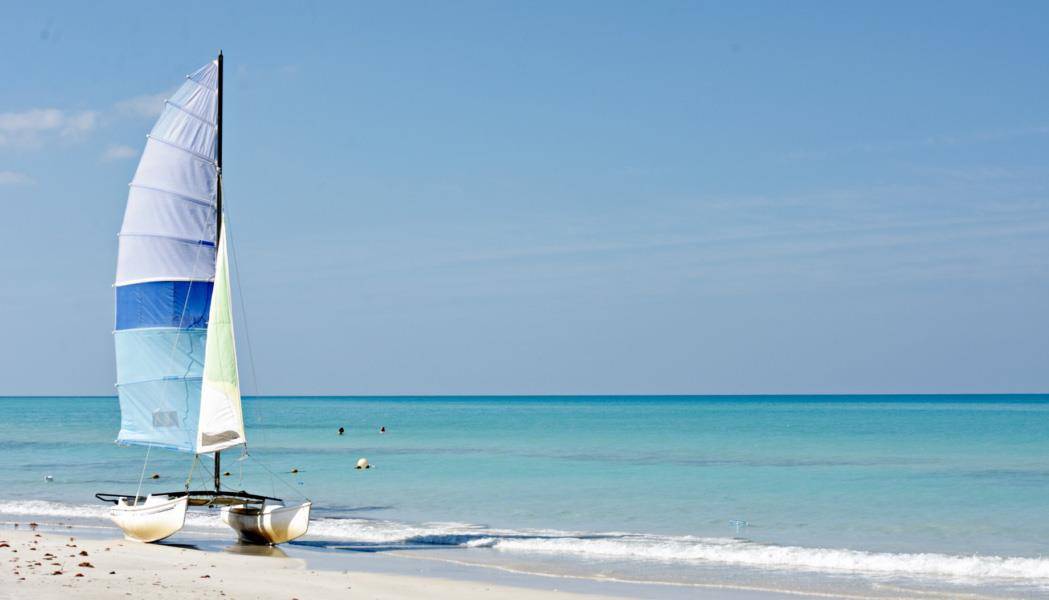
[0,170,33,185]
[101,144,139,161]
[0,87,170,150]
[784,125,1049,161]
[0,108,99,147]
[287,171,1049,299]
[114,90,171,119]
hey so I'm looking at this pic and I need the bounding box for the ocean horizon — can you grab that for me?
[3,394,1049,597]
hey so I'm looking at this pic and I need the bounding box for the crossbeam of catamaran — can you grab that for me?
[96,490,282,506]
[100,52,311,545]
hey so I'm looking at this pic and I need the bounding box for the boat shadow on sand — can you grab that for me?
[156,539,293,559]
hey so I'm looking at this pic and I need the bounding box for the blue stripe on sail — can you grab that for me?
[115,281,213,330]
[116,378,201,452]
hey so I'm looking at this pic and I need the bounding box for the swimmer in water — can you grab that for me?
[379,426,386,434]
[338,426,345,435]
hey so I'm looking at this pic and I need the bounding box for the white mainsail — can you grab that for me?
[197,226,246,454]
[113,60,219,452]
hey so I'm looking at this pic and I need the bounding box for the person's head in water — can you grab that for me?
[338,426,344,435]
[379,426,386,434]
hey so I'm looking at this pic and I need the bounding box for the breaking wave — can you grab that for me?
[3,499,1049,583]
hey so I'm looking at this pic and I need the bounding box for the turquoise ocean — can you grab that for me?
[3,395,1049,597]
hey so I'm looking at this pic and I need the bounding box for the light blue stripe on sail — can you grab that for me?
[114,328,206,384]
[114,327,206,452]
[117,379,201,452]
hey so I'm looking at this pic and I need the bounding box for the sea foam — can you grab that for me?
[3,499,1049,583]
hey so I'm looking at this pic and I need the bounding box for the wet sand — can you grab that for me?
[0,527,625,600]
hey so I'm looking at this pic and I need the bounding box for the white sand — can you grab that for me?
[0,528,624,600]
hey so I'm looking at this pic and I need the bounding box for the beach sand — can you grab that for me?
[0,527,624,600]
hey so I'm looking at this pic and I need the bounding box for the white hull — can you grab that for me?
[109,495,188,543]
[221,501,311,545]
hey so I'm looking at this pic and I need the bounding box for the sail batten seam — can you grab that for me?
[146,134,216,164]
[128,183,215,207]
[117,376,205,387]
[184,74,218,92]
[165,100,218,128]
[119,232,217,247]
[114,276,215,288]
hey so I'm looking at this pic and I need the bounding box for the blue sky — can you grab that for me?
[1,1,1047,395]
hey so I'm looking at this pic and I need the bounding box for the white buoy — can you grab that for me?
[356,458,370,470]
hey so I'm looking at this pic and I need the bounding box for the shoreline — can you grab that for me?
[0,522,839,600]
[0,509,1036,600]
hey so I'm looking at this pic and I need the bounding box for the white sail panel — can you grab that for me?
[170,81,216,123]
[115,61,218,288]
[151,108,217,158]
[131,138,217,204]
[116,235,216,285]
[119,186,214,242]
[197,227,245,454]
[188,61,219,89]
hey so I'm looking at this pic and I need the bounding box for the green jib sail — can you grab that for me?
[196,226,246,453]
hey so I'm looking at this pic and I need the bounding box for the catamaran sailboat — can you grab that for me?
[95,53,311,544]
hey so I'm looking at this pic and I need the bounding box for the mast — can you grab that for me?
[216,50,223,243]
[214,49,223,493]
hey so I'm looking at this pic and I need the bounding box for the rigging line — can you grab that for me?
[220,187,267,449]
[161,171,216,365]
[197,452,215,485]
[163,209,211,430]
[223,210,261,400]
[134,443,152,506]
[249,454,310,501]
[160,163,217,439]
[213,182,262,451]
[184,455,198,490]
